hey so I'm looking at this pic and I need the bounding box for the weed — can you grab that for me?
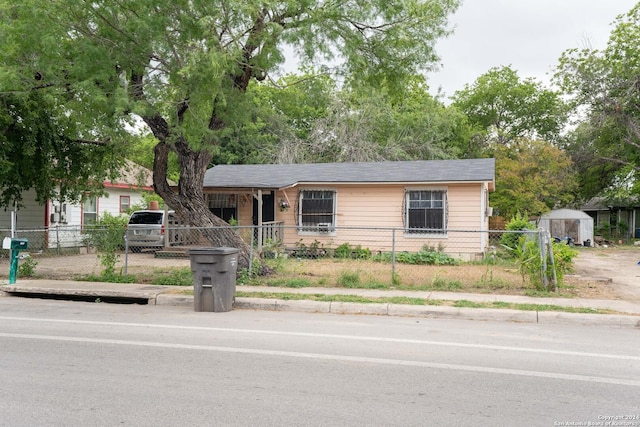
[335,243,372,259]
[390,249,459,266]
[294,239,326,258]
[152,267,192,286]
[338,270,361,288]
[82,212,128,276]
[386,296,431,305]
[361,280,388,289]
[18,256,38,277]
[391,272,401,286]
[274,278,313,288]
[81,273,137,283]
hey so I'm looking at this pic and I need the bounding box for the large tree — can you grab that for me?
[452,66,569,154]
[296,78,468,163]
[0,91,122,208]
[490,139,577,219]
[555,4,640,201]
[0,0,460,266]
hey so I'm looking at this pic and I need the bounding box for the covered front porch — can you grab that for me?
[203,188,291,250]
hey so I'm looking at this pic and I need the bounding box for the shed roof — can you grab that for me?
[540,209,593,220]
[203,158,495,190]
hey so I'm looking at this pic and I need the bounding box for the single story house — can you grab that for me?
[582,197,640,240]
[0,160,155,249]
[201,158,495,260]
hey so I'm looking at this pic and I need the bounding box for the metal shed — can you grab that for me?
[538,209,594,246]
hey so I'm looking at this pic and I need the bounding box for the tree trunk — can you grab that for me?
[145,119,251,269]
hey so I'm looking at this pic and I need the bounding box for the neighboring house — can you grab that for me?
[0,160,155,249]
[582,197,640,239]
[201,159,495,260]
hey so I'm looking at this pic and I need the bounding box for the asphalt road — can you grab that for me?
[0,298,639,426]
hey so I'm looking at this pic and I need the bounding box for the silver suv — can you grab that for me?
[125,210,175,251]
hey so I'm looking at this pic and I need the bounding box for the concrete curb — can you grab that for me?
[234,298,332,313]
[1,285,160,304]
[3,283,639,329]
[536,310,640,328]
[154,294,640,328]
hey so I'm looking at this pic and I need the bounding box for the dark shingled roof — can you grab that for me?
[203,158,495,189]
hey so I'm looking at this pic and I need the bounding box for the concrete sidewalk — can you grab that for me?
[1,279,639,328]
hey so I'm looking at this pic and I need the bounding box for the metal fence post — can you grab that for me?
[538,229,548,290]
[124,236,129,275]
[546,230,558,291]
[391,228,396,282]
[248,225,255,278]
[55,226,60,256]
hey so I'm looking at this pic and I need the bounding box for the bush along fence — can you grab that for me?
[1,224,577,292]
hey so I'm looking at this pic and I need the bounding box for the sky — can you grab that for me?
[426,0,639,100]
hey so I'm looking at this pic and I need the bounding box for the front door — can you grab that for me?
[252,191,275,225]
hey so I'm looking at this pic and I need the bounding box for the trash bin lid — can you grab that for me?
[188,246,240,255]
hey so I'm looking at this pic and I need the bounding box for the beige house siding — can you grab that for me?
[225,183,489,260]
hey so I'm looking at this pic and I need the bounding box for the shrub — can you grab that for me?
[500,213,536,253]
[334,243,372,259]
[82,212,129,276]
[294,239,326,258]
[509,235,579,290]
[338,270,361,287]
[394,249,459,266]
[18,256,38,277]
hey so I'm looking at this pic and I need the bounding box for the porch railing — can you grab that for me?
[258,221,285,249]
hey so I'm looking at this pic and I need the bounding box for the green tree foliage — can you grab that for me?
[556,4,640,201]
[491,140,578,219]
[215,71,337,165]
[260,76,470,163]
[0,0,461,266]
[452,66,569,154]
[0,91,121,208]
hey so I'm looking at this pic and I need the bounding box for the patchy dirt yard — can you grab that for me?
[570,246,640,302]
[3,246,639,302]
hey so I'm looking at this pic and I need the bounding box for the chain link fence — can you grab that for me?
[1,225,559,290]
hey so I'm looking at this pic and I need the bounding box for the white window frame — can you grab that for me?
[297,189,337,235]
[82,196,97,226]
[404,188,448,237]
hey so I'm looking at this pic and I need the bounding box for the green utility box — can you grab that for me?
[3,237,29,284]
[10,238,28,251]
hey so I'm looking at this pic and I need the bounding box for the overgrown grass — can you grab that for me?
[453,299,617,314]
[263,278,314,288]
[79,273,137,283]
[337,270,361,287]
[234,291,443,305]
[72,247,579,299]
[151,267,193,286]
[230,291,621,315]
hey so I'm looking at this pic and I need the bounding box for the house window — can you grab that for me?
[299,190,336,231]
[120,196,130,213]
[83,197,97,225]
[406,190,447,234]
[207,193,237,223]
